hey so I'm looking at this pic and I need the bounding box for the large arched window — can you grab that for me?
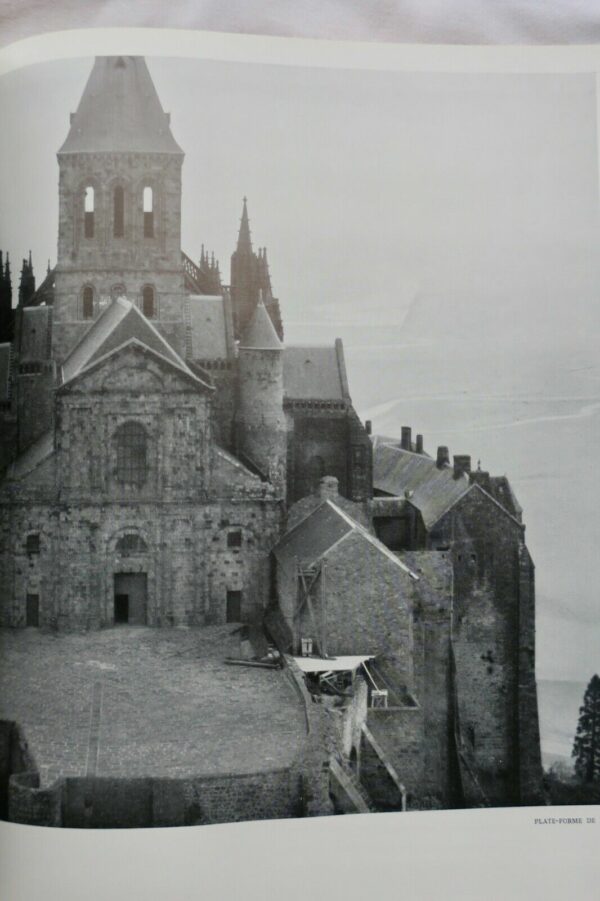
[82,285,94,319]
[143,186,154,238]
[84,186,95,238]
[113,185,125,237]
[115,421,147,486]
[142,285,155,319]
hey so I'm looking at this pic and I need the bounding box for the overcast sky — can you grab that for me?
[0,55,598,680]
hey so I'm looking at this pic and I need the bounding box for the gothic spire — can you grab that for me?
[237,196,252,253]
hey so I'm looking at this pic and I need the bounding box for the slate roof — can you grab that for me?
[188,295,230,359]
[240,300,282,350]
[60,298,194,385]
[0,344,11,401]
[283,339,349,402]
[59,56,183,155]
[373,441,470,530]
[20,307,51,360]
[274,498,418,578]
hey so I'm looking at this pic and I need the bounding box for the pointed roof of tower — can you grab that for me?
[239,298,282,350]
[59,56,183,155]
[236,197,252,252]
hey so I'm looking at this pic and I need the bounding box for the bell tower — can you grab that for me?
[52,56,186,363]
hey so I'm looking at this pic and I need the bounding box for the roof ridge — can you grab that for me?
[60,338,213,391]
[326,500,419,579]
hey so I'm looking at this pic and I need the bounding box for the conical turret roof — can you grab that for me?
[59,56,183,155]
[239,299,282,350]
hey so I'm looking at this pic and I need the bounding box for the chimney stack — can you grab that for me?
[318,476,339,500]
[416,434,424,454]
[436,446,450,468]
[453,455,471,479]
[365,420,372,436]
[401,426,412,451]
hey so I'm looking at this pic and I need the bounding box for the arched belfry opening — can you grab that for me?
[143,186,154,237]
[113,185,125,238]
[84,186,95,238]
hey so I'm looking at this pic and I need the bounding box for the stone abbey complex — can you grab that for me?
[0,57,543,827]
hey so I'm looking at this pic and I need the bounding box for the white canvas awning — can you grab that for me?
[292,655,373,673]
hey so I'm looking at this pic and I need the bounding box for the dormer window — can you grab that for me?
[142,285,155,319]
[143,186,154,238]
[113,185,125,237]
[84,186,95,238]
[82,285,94,319]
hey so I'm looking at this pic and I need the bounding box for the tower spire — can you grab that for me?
[237,196,252,253]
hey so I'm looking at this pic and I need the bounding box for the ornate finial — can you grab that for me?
[477,459,482,471]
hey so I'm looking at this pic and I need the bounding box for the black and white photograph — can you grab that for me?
[0,13,598,899]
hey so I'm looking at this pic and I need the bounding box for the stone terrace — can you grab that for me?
[0,626,306,787]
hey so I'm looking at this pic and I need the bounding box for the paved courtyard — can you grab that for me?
[0,626,306,787]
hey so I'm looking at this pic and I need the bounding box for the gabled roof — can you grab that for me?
[59,56,183,155]
[240,300,282,350]
[60,298,205,387]
[373,441,470,529]
[274,498,418,578]
[283,338,350,402]
[60,338,211,393]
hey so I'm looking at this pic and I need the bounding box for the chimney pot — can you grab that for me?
[365,420,372,436]
[416,434,424,454]
[318,476,339,499]
[436,446,450,468]
[401,426,412,451]
[453,455,471,479]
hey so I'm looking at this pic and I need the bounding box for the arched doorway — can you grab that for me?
[111,532,150,625]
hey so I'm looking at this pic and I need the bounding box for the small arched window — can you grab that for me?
[113,185,125,238]
[84,186,95,238]
[142,285,155,319]
[143,186,154,238]
[82,286,94,320]
[115,421,147,486]
[116,533,148,555]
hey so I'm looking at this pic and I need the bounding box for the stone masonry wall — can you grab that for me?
[435,487,530,805]
[53,151,185,363]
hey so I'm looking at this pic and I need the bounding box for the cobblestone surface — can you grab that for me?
[0,626,306,786]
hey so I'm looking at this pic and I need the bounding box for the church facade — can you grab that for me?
[0,56,542,813]
[0,56,371,632]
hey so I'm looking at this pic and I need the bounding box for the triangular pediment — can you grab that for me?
[58,338,214,394]
[61,298,198,386]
